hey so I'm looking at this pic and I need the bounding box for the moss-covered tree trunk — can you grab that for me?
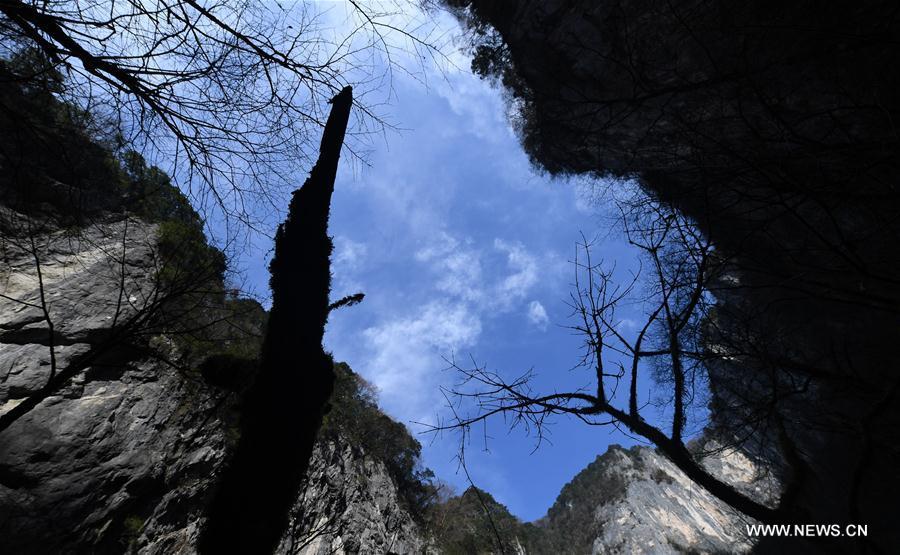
[200,87,353,554]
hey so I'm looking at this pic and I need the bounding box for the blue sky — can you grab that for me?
[326,71,627,520]
[222,5,697,522]
[236,67,648,521]
[323,71,639,520]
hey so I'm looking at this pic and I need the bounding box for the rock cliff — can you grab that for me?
[0,207,427,554]
[277,440,425,555]
[0,210,235,553]
[429,439,778,554]
[545,441,778,554]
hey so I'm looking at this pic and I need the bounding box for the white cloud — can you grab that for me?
[434,70,514,143]
[414,231,458,262]
[361,300,481,422]
[354,232,546,424]
[333,235,367,270]
[332,235,368,295]
[493,239,539,307]
[527,300,549,330]
[415,234,541,310]
[435,250,483,301]
[417,232,484,302]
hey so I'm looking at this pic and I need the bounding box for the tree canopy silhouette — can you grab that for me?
[0,0,445,220]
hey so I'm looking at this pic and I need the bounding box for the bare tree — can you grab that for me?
[432,197,804,524]
[0,0,448,222]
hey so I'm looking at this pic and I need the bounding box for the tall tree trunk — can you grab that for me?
[199,86,353,554]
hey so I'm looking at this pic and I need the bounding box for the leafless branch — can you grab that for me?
[426,200,795,523]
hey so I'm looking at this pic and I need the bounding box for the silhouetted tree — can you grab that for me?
[0,0,445,220]
[199,86,352,555]
[435,199,796,523]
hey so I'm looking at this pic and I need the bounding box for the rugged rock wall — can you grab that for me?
[428,439,779,554]
[550,442,777,554]
[0,212,228,553]
[0,211,425,554]
[276,440,425,555]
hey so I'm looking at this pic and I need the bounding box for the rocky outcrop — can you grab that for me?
[428,439,778,554]
[0,209,425,554]
[277,441,425,555]
[0,211,237,553]
[570,442,777,554]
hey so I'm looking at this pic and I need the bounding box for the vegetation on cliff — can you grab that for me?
[321,362,440,520]
[427,486,544,554]
[0,46,260,434]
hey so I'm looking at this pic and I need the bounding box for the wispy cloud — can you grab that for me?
[361,300,481,422]
[493,238,538,308]
[333,235,367,270]
[416,232,484,302]
[332,235,368,294]
[345,226,546,421]
[527,300,549,330]
[355,231,546,423]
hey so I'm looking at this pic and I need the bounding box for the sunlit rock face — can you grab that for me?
[590,444,772,554]
[535,442,778,554]
[0,212,159,355]
[0,210,233,553]
[424,440,778,554]
[275,440,425,555]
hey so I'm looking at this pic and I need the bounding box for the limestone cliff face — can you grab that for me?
[0,210,426,554]
[428,439,778,554]
[0,210,237,553]
[558,442,778,555]
[276,440,425,555]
